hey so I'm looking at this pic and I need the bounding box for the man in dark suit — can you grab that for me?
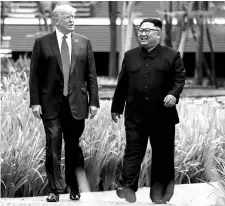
[29,4,99,202]
[111,18,186,204]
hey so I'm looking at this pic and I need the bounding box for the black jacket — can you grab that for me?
[111,44,186,124]
[29,31,99,119]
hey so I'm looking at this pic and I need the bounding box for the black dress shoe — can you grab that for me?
[153,199,167,204]
[70,191,81,200]
[116,187,136,203]
[46,193,59,202]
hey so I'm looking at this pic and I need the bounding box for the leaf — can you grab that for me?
[8,175,28,197]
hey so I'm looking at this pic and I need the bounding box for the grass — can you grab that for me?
[97,76,225,88]
[1,72,225,201]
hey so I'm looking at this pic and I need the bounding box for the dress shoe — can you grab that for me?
[116,187,136,203]
[153,199,167,204]
[46,193,59,202]
[70,191,81,200]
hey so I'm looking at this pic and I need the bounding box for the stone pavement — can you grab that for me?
[0,182,224,206]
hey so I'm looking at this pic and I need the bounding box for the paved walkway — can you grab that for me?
[0,182,224,206]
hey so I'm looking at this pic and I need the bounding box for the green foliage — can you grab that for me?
[1,73,225,198]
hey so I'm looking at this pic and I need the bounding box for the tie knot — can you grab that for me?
[63,35,67,39]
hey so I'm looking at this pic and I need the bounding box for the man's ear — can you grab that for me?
[55,19,59,25]
[157,30,162,39]
[157,34,160,40]
[52,17,59,26]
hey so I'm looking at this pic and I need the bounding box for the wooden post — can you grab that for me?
[119,1,126,72]
[194,1,204,85]
[109,1,117,77]
[124,1,135,52]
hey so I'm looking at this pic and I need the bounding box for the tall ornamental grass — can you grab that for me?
[1,74,225,198]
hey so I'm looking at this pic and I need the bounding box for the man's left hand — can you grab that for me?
[164,95,176,107]
[89,106,98,119]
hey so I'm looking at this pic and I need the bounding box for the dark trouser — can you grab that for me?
[43,96,85,194]
[122,114,175,202]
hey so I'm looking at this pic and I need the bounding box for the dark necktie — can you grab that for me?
[61,35,70,96]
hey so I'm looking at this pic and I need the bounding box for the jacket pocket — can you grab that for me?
[81,87,87,94]
[40,88,47,94]
[156,59,170,72]
[128,67,139,73]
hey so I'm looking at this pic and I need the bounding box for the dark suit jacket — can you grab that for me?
[29,31,99,120]
[111,44,186,124]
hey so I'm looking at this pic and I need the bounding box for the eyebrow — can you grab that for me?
[63,15,75,18]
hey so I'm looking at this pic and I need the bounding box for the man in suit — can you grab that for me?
[29,4,99,202]
[111,18,186,204]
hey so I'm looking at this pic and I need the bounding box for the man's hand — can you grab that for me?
[164,95,176,108]
[89,106,98,119]
[111,112,121,123]
[32,105,42,119]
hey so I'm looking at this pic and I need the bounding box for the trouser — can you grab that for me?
[43,96,85,194]
[122,115,175,202]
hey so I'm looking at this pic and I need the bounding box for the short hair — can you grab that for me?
[140,18,162,29]
[52,4,76,24]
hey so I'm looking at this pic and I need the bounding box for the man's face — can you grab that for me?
[138,22,161,49]
[56,9,75,34]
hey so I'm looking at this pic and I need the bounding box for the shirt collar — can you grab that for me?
[140,44,161,59]
[147,45,157,52]
[55,28,71,40]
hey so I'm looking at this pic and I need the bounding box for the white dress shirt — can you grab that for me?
[55,28,72,63]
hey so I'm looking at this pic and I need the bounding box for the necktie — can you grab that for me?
[61,35,70,96]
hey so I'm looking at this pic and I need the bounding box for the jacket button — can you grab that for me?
[145,97,149,100]
[145,75,148,78]
[145,86,148,89]
[146,64,149,67]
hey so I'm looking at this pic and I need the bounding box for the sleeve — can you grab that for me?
[111,53,128,114]
[29,38,41,107]
[168,51,186,103]
[86,39,100,108]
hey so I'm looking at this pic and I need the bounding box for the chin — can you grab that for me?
[141,44,149,49]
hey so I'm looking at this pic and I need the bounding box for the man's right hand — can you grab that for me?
[111,112,121,123]
[32,105,42,119]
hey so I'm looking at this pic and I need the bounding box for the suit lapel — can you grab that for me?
[49,31,63,73]
[70,33,79,75]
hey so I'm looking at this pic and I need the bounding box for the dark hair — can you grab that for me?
[140,18,162,29]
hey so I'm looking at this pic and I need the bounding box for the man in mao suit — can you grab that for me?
[29,4,99,202]
[111,18,186,204]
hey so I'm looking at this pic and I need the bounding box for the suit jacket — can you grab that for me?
[111,44,186,124]
[29,31,99,120]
